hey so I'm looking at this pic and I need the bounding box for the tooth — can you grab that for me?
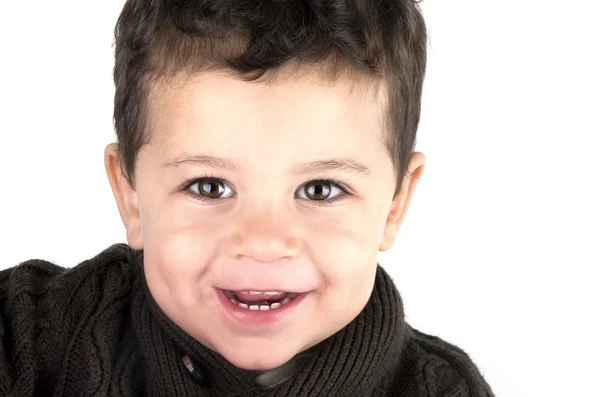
[281,297,291,305]
[249,305,260,311]
[270,302,281,309]
[238,303,248,309]
[259,305,270,311]
[230,297,239,305]
[264,291,284,295]
[247,291,263,295]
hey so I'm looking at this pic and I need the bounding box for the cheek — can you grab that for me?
[316,252,378,326]
[305,206,383,269]
[304,210,381,311]
[143,226,218,309]
[144,197,226,268]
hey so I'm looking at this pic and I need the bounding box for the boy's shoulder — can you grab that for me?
[0,243,139,306]
[393,324,495,397]
[0,243,140,395]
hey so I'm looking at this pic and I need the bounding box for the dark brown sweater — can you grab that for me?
[0,243,494,396]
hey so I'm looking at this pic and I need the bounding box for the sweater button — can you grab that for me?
[182,355,210,386]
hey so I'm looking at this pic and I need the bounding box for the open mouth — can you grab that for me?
[221,289,302,311]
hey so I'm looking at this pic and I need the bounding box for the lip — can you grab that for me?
[216,288,308,325]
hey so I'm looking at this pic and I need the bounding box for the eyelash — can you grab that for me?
[180,173,352,207]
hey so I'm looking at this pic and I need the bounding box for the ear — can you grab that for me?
[104,143,144,250]
[379,152,426,252]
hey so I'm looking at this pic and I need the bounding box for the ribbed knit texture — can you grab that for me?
[0,243,495,396]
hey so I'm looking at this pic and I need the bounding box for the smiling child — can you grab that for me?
[0,0,494,396]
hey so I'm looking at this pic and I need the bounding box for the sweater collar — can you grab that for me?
[130,250,410,396]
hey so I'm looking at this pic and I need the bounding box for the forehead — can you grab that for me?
[145,69,388,166]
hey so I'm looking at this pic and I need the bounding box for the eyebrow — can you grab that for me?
[163,153,242,172]
[162,153,371,176]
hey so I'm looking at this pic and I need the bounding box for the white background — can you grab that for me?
[0,1,598,396]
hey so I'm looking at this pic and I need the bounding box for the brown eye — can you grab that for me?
[304,181,331,200]
[200,179,224,198]
[188,178,234,200]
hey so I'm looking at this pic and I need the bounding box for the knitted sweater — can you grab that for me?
[0,243,495,397]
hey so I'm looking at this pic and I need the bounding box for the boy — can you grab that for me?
[0,0,495,396]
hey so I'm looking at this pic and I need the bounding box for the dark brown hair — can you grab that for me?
[113,0,427,197]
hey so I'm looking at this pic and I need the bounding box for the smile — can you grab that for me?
[217,288,309,325]
[222,289,301,311]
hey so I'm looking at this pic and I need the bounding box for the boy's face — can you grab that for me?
[105,67,425,371]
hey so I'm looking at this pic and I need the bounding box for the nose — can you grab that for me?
[228,207,301,263]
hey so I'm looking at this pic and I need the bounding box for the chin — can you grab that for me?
[220,343,297,371]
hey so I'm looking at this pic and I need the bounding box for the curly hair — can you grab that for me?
[113,0,427,197]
